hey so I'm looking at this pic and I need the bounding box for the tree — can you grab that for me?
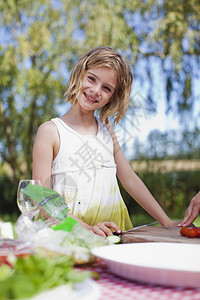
[0,0,199,183]
[133,127,200,159]
[0,0,74,181]
[65,0,200,115]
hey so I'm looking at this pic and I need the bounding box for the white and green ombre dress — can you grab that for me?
[51,117,133,231]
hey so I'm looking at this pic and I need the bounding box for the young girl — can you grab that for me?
[33,46,180,237]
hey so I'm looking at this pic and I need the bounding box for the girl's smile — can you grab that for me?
[84,92,98,103]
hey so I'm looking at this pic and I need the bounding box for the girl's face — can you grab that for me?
[77,66,117,111]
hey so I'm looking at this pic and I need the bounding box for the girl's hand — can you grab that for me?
[165,220,183,227]
[91,222,121,238]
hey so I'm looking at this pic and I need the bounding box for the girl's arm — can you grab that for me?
[32,121,57,188]
[32,122,121,237]
[106,121,180,227]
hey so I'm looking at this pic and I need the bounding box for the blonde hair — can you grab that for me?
[64,46,133,125]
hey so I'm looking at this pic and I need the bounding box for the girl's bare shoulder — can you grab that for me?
[36,121,59,143]
[37,120,57,134]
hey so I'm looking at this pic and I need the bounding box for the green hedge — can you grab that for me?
[0,173,19,221]
[1,170,199,225]
[119,170,200,225]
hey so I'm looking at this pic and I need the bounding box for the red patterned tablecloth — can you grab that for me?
[86,262,200,300]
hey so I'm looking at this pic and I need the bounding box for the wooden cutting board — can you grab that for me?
[121,226,200,244]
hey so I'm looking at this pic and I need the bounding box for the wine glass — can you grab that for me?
[17,179,41,219]
[63,186,78,214]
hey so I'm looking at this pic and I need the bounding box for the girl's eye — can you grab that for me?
[88,76,95,82]
[104,86,111,92]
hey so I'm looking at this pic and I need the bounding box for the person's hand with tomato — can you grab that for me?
[178,191,200,227]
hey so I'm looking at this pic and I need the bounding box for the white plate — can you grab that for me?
[92,242,200,288]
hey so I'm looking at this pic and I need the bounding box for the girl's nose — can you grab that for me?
[92,85,101,97]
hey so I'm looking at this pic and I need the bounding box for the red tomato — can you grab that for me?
[180,227,197,238]
[0,255,13,267]
[186,228,197,238]
[194,227,200,238]
[180,227,188,237]
[0,256,8,265]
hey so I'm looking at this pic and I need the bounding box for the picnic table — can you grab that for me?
[86,262,200,300]
[1,223,200,299]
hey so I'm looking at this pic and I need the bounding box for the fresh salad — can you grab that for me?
[0,252,92,299]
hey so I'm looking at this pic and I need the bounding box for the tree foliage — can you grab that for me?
[0,0,199,182]
[67,0,200,114]
[0,0,72,181]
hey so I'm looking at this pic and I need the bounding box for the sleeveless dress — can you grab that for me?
[51,117,133,231]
